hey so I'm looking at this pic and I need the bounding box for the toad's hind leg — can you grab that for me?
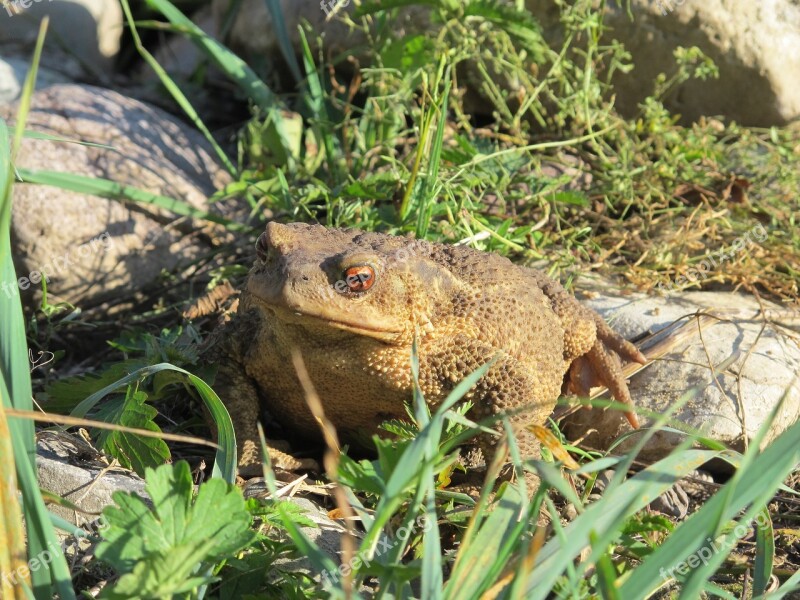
[568,314,647,428]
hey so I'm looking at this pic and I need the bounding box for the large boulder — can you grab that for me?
[567,282,800,461]
[566,0,800,126]
[1,84,238,312]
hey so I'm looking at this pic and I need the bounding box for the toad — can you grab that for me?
[209,222,646,477]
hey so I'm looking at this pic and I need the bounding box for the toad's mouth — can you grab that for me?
[255,298,405,343]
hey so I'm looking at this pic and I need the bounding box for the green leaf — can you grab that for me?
[44,358,150,412]
[97,462,255,598]
[380,34,436,74]
[100,544,216,599]
[69,362,236,483]
[464,1,546,61]
[263,0,303,83]
[94,387,170,476]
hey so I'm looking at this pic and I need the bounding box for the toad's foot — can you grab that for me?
[567,317,647,428]
[238,438,320,478]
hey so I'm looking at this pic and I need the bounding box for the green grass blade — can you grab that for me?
[383,360,493,499]
[0,19,77,599]
[444,485,533,599]
[753,506,775,596]
[69,363,236,483]
[420,485,443,599]
[21,130,116,149]
[526,448,720,598]
[355,360,494,563]
[16,168,246,231]
[620,413,800,598]
[298,27,339,177]
[410,340,443,597]
[416,63,450,238]
[592,529,621,600]
[142,0,295,167]
[263,0,303,83]
[119,0,236,176]
[672,384,793,598]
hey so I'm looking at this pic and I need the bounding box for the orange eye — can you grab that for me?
[343,265,375,293]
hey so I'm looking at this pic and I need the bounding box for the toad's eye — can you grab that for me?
[343,265,375,293]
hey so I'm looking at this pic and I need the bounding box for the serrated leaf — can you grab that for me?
[379,418,420,440]
[99,543,216,599]
[96,461,255,597]
[95,387,170,476]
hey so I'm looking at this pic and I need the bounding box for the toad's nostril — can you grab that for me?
[256,232,270,261]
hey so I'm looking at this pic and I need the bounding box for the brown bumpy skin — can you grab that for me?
[209,222,646,482]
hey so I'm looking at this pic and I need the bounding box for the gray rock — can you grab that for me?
[566,281,800,462]
[1,83,238,312]
[0,53,73,104]
[36,432,147,535]
[0,0,122,76]
[277,496,352,573]
[618,0,800,126]
[527,0,800,126]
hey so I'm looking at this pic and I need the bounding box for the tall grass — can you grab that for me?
[0,20,78,600]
